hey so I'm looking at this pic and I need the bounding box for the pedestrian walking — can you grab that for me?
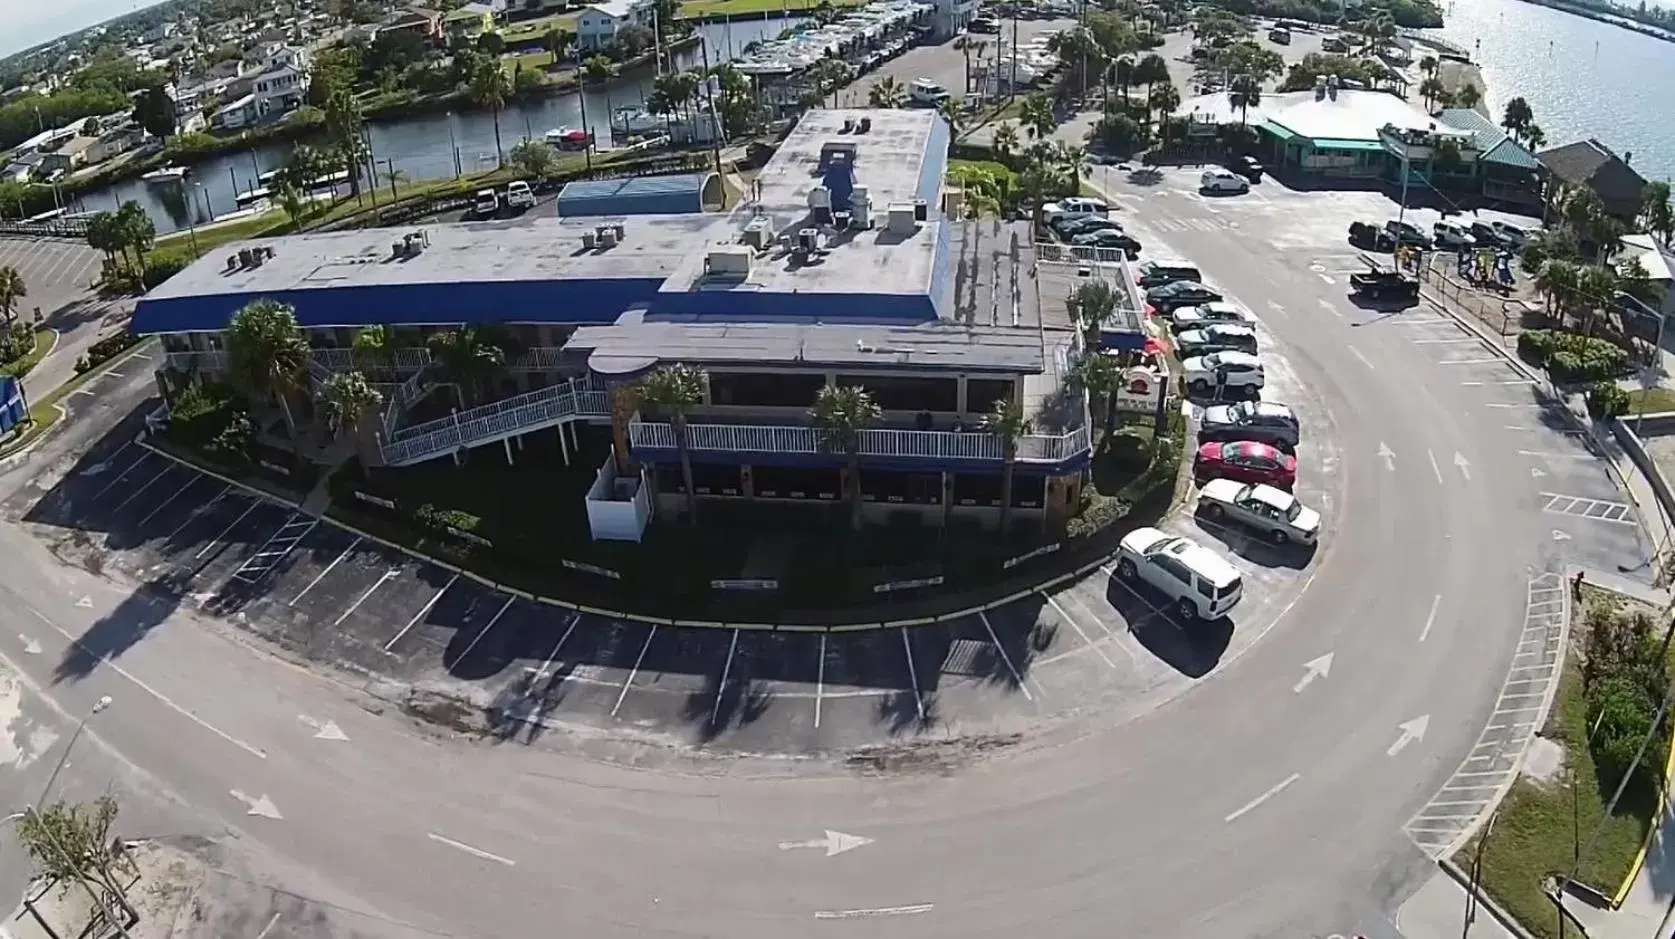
[1573,570,1585,602]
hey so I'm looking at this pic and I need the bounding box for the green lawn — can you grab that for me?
[678,0,863,17]
[0,329,55,379]
[498,12,577,42]
[1626,385,1675,416]
[505,50,559,76]
[1469,587,1673,939]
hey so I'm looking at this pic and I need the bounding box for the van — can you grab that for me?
[908,78,950,106]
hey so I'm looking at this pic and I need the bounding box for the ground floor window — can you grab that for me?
[951,473,1043,507]
[860,471,941,505]
[753,465,840,500]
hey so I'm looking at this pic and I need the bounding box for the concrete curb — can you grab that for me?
[1440,856,1542,939]
[138,435,1145,632]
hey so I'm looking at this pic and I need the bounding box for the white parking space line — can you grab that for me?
[194,501,261,560]
[383,574,459,651]
[900,628,926,722]
[289,538,362,605]
[89,451,152,501]
[1348,345,1374,370]
[333,569,399,626]
[1041,592,1118,668]
[135,476,201,529]
[1410,337,1483,345]
[610,626,658,717]
[107,463,176,514]
[1427,449,1444,484]
[815,633,826,728]
[1436,358,1504,366]
[978,611,1035,702]
[451,595,517,666]
[163,485,231,541]
[532,613,580,683]
[427,832,514,867]
[1540,492,1635,524]
[713,629,739,726]
[1519,450,1596,460]
[1461,379,1539,386]
[1224,772,1301,823]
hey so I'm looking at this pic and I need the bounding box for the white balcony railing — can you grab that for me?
[380,379,609,467]
[628,421,1092,464]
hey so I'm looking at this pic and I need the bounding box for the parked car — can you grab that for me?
[1233,154,1264,183]
[969,15,1000,31]
[1433,220,1477,249]
[1197,400,1300,450]
[1349,268,1420,302]
[1146,280,1223,313]
[1490,220,1532,247]
[1171,301,1254,332]
[1136,261,1202,289]
[1115,528,1244,620]
[1193,440,1297,489]
[1176,324,1258,356]
[1042,196,1109,224]
[1349,220,1395,250]
[1384,219,1433,249]
[473,188,499,217]
[1070,229,1142,258]
[1200,167,1250,194]
[1468,220,1507,248]
[1197,480,1322,545]
[504,180,537,210]
[1181,351,1265,398]
[1054,215,1123,237]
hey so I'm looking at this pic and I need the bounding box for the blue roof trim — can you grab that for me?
[915,116,950,211]
[130,279,669,334]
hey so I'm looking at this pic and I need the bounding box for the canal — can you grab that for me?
[74,16,803,235]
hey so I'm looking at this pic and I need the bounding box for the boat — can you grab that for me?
[256,167,349,188]
[141,165,188,185]
[544,127,594,151]
[611,107,665,135]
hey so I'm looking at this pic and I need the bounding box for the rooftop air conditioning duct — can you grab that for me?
[850,184,871,229]
[706,245,753,276]
[742,217,773,250]
[238,248,253,267]
[942,188,963,218]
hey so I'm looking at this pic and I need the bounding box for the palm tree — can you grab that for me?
[1060,143,1089,194]
[114,201,155,273]
[1019,95,1056,141]
[318,370,384,444]
[954,37,986,93]
[469,59,513,166]
[1228,73,1262,125]
[636,364,706,523]
[353,324,397,372]
[224,299,311,446]
[381,165,409,201]
[1501,96,1534,142]
[0,265,24,326]
[1145,82,1180,131]
[936,97,964,140]
[1534,258,1580,321]
[1574,263,1619,335]
[992,121,1020,159]
[1068,279,1119,349]
[84,212,124,271]
[1417,76,1445,112]
[809,384,880,531]
[1456,83,1482,110]
[1642,181,1675,247]
[1134,53,1170,106]
[1067,349,1123,439]
[1418,54,1438,77]
[868,76,906,108]
[427,326,510,407]
[983,396,1032,535]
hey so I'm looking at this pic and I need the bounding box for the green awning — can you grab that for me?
[1307,138,1390,152]
[1258,121,1297,141]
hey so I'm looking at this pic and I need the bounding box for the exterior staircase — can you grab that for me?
[378,378,609,467]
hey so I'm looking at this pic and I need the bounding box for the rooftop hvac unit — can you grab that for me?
[850,185,871,229]
[238,248,254,267]
[391,241,405,259]
[582,229,598,250]
[841,118,855,133]
[857,116,872,134]
[797,227,820,254]
[886,202,917,235]
[706,245,753,276]
[225,254,240,271]
[942,188,963,218]
[597,225,619,248]
[913,199,928,222]
[742,217,773,250]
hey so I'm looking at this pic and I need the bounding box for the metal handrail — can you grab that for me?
[379,381,610,466]
[628,421,1092,463]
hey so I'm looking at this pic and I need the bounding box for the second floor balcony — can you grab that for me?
[164,345,571,377]
[628,418,1091,471]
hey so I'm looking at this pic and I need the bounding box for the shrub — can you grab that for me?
[168,381,245,447]
[1587,381,1630,420]
[141,254,191,290]
[0,324,34,365]
[1517,329,1629,383]
[1581,597,1671,793]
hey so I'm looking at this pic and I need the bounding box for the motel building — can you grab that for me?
[132,108,1162,541]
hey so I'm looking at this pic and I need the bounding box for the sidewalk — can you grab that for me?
[1396,869,1522,939]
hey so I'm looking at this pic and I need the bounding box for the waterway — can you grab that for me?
[71,16,803,235]
[1431,0,1675,184]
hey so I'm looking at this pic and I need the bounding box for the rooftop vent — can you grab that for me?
[857,116,872,134]
[885,201,918,235]
[706,245,753,277]
[226,253,240,271]
[840,118,855,133]
[742,217,774,251]
[596,224,619,248]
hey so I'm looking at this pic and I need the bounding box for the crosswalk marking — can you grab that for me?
[1540,492,1635,524]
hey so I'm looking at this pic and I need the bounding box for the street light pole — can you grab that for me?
[1462,807,1500,939]
[35,696,112,810]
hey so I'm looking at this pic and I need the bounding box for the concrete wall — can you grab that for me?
[1609,415,1675,546]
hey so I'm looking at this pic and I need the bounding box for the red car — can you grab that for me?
[1193,440,1297,490]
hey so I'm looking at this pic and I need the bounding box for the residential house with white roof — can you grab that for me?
[253,46,311,116]
[1618,233,1675,318]
[575,0,652,50]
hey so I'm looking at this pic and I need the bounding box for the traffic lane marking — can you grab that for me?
[1539,492,1635,524]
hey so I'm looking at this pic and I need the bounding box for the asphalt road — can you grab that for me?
[0,172,1655,938]
[0,235,132,402]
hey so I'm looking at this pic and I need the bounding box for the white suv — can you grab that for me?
[1042,196,1108,224]
[1116,528,1244,620]
[1181,350,1265,396]
[504,179,537,210]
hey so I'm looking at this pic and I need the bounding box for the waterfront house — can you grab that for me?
[575,0,653,51]
[1433,107,1541,209]
[1617,233,1675,319]
[378,7,446,43]
[85,126,149,165]
[253,47,311,117]
[210,93,260,130]
[443,3,497,41]
[1536,138,1649,223]
[132,107,1142,535]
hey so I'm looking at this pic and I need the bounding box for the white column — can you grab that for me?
[559,422,571,466]
[503,437,514,465]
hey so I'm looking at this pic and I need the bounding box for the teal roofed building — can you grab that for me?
[1434,108,1542,209]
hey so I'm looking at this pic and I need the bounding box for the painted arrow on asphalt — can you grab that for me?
[229,790,283,820]
[299,715,349,741]
[1292,653,1334,693]
[1387,715,1430,756]
[1454,452,1472,482]
[75,596,92,609]
[1553,529,1572,542]
[1378,442,1396,471]
[1532,466,1547,478]
[778,830,873,857]
[18,634,40,655]
[79,460,110,477]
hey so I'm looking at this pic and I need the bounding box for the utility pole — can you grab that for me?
[699,38,723,176]
[1462,809,1499,939]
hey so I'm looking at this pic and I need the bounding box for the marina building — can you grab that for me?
[134,108,1150,535]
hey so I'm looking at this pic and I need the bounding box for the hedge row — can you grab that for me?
[1517,329,1631,384]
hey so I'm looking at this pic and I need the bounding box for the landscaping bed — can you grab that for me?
[1469,585,1674,939]
[161,381,319,498]
[322,416,1185,623]
[0,326,53,379]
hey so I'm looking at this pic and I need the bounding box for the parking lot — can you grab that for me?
[9,410,1324,756]
[0,236,100,314]
[833,17,1076,108]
